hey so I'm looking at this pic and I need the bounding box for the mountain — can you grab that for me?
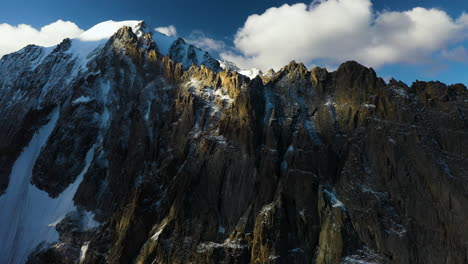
[0,20,467,264]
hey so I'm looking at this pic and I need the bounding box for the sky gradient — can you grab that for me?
[1,0,467,85]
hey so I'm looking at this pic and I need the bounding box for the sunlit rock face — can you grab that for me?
[0,21,467,264]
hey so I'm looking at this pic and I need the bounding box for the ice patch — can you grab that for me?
[214,135,227,145]
[99,81,112,129]
[0,108,97,263]
[289,248,304,253]
[218,226,225,234]
[296,94,322,145]
[73,96,93,104]
[145,100,152,121]
[263,87,274,125]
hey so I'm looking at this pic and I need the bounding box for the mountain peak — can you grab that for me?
[77,20,145,42]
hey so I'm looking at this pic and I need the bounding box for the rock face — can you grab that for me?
[0,22,467,264]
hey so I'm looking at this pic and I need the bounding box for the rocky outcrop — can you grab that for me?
[168,37,221,72]
[0,24,467,264]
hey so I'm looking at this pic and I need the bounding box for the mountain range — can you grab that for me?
[0,20,467,264]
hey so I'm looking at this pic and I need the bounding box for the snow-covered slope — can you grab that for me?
[0,108,98,264]
[77,20,144,41]
[152,30,177,55]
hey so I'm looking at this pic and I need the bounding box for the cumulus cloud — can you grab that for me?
[221,0,468,70]
[0,20,84,57]
[441,46,468,62]
[155,25,177,36]
[187,30,226,53]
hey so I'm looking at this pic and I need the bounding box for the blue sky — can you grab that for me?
[1,0,467,85]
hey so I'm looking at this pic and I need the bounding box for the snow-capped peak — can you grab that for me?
[219,60,263,79]
[77,20,145,42]
[239,68,263,80]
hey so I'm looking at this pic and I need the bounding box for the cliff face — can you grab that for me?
[0,24,467,264]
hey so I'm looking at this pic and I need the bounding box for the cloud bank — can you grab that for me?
[0,20,84,57]
[221,0,468,70]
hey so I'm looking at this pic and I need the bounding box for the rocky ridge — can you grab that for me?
[0,21,467,264]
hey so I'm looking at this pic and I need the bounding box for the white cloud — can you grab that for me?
[0,20,84,58]
[187,30,226,53]
[221,0,468,71]
[155,25,177,36]
[441,46,468,62]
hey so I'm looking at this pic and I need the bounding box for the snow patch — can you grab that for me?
[197,238,246,253]
[29,46,54,71]
[213,88,234,103]
[390,86,408,97]
[239,68,262,79]
[219,60,239,71]
[79,242,89,263]
[325,99,336,107]
[322,187,346,210]
[341,247,384,264]
[151,217,169,241]
[152,30,177,55]
[260,202,275,217]
[219,60,262,79]
[362,103,376,109]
